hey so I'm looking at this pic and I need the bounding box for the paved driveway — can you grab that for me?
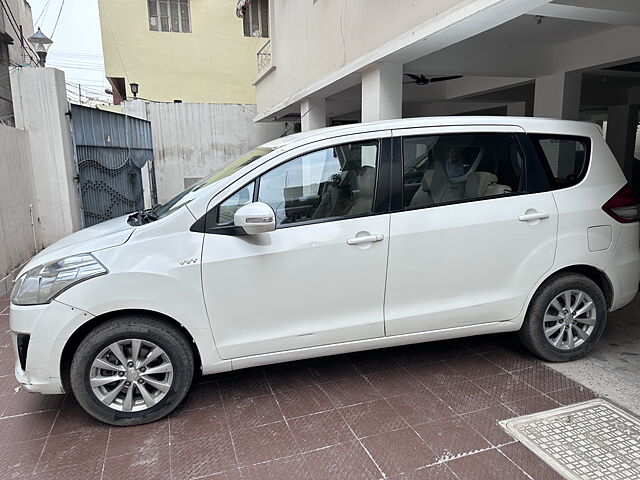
[0,296,597,479]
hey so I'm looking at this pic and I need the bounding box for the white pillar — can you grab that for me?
[300,98,326,131]
[11,68,83,246]
[534,72,582,120]
[606,104,639,181]
[507,101,526,117]
[361,63,403,123]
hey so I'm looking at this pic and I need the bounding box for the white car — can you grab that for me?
[9,117,640,425]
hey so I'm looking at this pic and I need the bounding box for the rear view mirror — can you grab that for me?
[234,202,276,234]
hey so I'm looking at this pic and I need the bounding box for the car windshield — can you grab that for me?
[154,147,273,218]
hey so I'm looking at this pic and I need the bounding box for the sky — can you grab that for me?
[26,0,111,104]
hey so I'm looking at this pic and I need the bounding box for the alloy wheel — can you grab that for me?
[543,289,597,351]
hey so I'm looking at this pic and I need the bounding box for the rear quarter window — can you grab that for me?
[531,135,590,190]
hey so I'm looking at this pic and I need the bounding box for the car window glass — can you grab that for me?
[403,133,524,209]
[534,136,588,189]
[217,182,255,223]
[258,141,379,226]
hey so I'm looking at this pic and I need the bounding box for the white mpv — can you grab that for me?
[10,117,640,425]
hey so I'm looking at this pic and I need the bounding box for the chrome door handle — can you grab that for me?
[347,234,384,245]
[518,211,549,222]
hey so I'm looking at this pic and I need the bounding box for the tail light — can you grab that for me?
[602,184,640,223]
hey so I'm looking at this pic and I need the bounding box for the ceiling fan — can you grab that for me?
[404,74,463,85]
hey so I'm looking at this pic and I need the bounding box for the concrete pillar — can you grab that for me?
[606,104,639,181]
[11,68,83,246]
[534,72,582,120]
[300,98,326,131]
[361,63,403,123]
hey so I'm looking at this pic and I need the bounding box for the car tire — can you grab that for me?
[70,315,194,426]
[519,273,607,362]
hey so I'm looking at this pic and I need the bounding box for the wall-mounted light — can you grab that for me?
[535,15,544,25]
[130,82,139,99]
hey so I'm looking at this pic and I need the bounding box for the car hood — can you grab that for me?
[17,215,135,278]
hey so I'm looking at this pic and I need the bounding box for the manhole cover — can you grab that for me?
[500,399,640,480]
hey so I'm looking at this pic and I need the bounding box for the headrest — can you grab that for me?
[356,166,376,196]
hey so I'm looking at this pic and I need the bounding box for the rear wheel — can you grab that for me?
[70,316,194,426]
[519,273,607,362]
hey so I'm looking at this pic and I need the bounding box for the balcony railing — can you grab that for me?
[257,40,272,76]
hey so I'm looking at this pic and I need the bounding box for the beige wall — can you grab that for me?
[98,0,265,104]
[256,0,465,115]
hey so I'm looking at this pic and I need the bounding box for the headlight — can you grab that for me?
[10,254,108,306]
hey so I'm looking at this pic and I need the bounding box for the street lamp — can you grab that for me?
[27,28,53,67]
[130,82,139,99]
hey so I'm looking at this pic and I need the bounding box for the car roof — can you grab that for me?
[262,116,599,150]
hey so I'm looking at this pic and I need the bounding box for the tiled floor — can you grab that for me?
[0,296,598,479]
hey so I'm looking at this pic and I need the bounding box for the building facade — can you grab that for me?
[98,0,268,104]
[252,0,640,179]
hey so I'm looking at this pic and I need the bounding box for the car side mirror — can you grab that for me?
[234,202,276,234]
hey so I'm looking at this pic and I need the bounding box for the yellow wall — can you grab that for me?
[98,0,264,104]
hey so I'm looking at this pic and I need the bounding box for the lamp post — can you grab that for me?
[130,82,139,99]
[27,28,53,67]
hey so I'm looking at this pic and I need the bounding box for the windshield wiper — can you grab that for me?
[127,206,160,226]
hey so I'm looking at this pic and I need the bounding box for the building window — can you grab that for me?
[243,0,269,38]
[148,0,191,33]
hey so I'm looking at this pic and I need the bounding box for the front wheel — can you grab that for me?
[519,273,607,362]
[70,316,194,426]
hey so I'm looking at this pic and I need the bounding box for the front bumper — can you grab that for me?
[10,300,94,394]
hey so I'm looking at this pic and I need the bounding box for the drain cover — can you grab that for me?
[500,399,640,480]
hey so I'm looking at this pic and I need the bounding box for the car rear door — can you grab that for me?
[384,125,559,336]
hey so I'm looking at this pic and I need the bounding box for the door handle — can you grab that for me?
[347,234,384,245]
[518,211,549,222]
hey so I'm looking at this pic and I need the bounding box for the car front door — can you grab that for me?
[384,126,559,336]
[201,133,391,359]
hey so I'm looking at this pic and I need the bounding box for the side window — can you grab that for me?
[532,136,589,189]
[217,183,255,224]
[403,133,524,209]
[258,141,379,226]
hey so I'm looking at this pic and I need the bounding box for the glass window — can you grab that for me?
[533,136,589,189]
[242,0,269,37]
[149,0,190,32]
[217,183,255,224]
[258,141,379,226]
[403,133,524,209]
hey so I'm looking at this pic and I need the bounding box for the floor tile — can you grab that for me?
[480,348,539,372]
[218,372,271,403]
[348,350,400,374]
[0,437,45,478]
[180,380,221,411]
[428,380,499,414]
[505,395,560,416]
[103,446,170,480]
[223,394,283,431]
[35,429,109,473]
[274,385,333,419]
[170,402,229,443]
[307,357,360,383]
[239,455,313,480]
[514,365,581,393]
[107,418,169,457]
[445,355,506,379]
[0,390,63,417]
[231,421,299,466]
[361,427,436,476]
[500,442,564,480]
[404,361,467,390]
[365,369,425,397]
[473,373,541,403]
[170,433,237,480]
[264,365,314,393]
[414,416,490,460]
[49,397,107,436]
[387,344,442,367]
[320,376,381,407]
[447,448,529,480]
[461,404,516,446]
[340,399,406,438]
[386,389,456,426]
[287,410,354,452]
[197,468,242,479]
[31,459,105,480]
[393,463,459,479]
[0,410,57,446]
[546,385,597,405]
[302,440,381,480]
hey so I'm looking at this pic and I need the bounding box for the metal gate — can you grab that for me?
[70,104,155,227]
